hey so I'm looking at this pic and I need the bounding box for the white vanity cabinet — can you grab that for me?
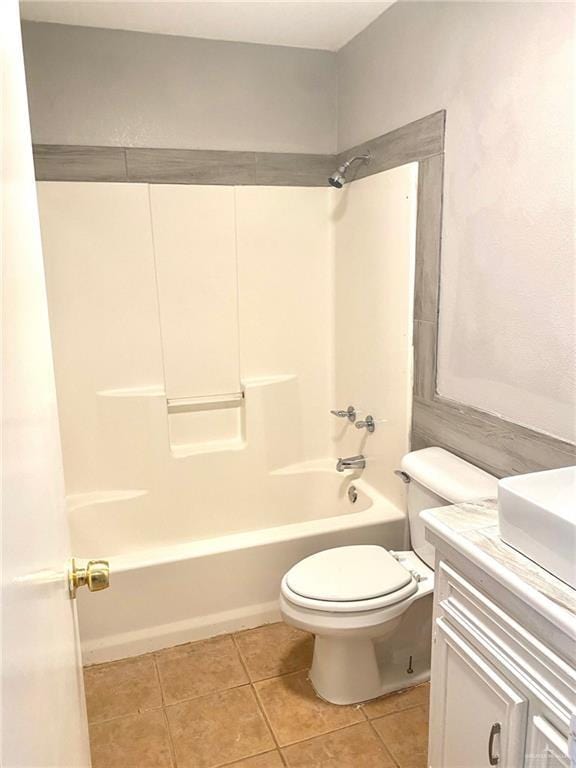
[428,560,575,768]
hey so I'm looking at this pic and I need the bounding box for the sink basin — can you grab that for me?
[498,466,576,589]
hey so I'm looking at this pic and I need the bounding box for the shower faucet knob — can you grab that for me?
[355,415,375,433]
[330,406,356,422]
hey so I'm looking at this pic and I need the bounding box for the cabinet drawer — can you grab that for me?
[526,716,571,767]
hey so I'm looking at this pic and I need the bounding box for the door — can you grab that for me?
[1,2,91,766]
[428,618,527,767]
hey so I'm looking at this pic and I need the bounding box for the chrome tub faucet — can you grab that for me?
[336,455,366,472]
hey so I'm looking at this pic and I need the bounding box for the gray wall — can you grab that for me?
[21,21,338,154]
[338,1,575,443]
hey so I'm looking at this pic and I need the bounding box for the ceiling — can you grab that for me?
[19,1,394,52]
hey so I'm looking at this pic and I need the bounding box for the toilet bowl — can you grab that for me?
[279,447,498,705]
[280,546,434,704]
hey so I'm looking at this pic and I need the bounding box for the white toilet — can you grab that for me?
[280,447,498,705]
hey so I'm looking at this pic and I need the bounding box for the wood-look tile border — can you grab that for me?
[33,144,336,187]
[401,115,575,476]
[32,111,445,186]
[33,109,575,474]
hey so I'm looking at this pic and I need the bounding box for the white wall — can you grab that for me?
[38,182,165,493]
[21,21,337,154]
[333,164,418,509]
[338,1,575,442]
[150,185,241,400]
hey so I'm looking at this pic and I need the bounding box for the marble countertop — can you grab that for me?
[420,499,576,637]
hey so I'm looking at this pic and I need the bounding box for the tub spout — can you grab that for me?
[336,455,366,472]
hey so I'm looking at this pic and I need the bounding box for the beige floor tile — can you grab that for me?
[228,752,285,767]
[166,685,275,768]
[84,655,162,723]
[156,634,248,704]
[89,710,173,768]
[372,705,429,768]
[254,670,365,747]
[362,682,430,720]
[283,722,396,767]
[235,622,314,681]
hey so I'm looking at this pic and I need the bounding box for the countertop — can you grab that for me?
[420,499,576,638]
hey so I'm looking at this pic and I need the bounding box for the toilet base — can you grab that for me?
[309,636,430,704]
[307,593,433,705]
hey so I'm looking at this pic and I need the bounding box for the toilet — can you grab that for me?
[280,447,498,705]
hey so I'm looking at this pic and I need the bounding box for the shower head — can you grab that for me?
[328,171,346,189]
[328,152,372,189]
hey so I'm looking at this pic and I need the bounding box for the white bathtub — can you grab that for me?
[77,476,408,664]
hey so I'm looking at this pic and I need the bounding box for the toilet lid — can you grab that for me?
[285,545,413,602]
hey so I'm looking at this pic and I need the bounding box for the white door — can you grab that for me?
[1,2,92,766]
[428,618,528,768]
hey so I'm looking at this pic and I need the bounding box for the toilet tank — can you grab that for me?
[400,447,498,568]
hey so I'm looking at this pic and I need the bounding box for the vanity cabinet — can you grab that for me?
[428,560,574,768]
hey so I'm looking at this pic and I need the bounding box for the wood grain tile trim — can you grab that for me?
[33,144,128,182]
[414,154,443,323]
[33,145,336,186]
[336,111,445,182]
[125,148,258,185]
[412,396,576,477]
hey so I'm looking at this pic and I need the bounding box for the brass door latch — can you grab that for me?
[69,558,110,599]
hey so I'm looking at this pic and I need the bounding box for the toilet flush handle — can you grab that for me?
[394,469,411,484]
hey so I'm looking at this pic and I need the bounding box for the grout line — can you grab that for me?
[367,718,402,768]
[153,653,167,707]
[161,706,179,768]
[154,654,179,767]
[231,633,288,767]
[122,147,129,181]
[230,632,253,681]
[250,681,287,762]
[88,705,164,727]
[215,748,284,768]
[367,702,428,723]
[162,681,253,712]
[280,721,371,752]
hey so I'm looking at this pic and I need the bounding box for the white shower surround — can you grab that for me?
[37,164,417,660]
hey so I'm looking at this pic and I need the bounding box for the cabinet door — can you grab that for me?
[525,716,570,767]
[429,618,528,768]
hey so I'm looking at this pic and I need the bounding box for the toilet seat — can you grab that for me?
[281,545,419,613]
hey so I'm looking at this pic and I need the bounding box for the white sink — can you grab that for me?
[498,466,576,589]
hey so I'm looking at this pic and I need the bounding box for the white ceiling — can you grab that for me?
[20,1,394,51]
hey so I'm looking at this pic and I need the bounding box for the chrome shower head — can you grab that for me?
[328,152,371,189]
[328,171,346,189]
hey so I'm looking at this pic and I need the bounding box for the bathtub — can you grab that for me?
[77,475,408,664]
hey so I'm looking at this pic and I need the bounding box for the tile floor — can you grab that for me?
[84,622,430,768]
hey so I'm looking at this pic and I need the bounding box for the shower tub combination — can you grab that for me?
[36,168,418,664]
[77,473,408,664]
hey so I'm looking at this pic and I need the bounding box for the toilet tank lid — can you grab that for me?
[401,447,498,504]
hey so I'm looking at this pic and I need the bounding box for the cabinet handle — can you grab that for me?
[488,722,501,765]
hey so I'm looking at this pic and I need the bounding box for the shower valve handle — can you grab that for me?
[330,406,356,422]
[355,415,375,433]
